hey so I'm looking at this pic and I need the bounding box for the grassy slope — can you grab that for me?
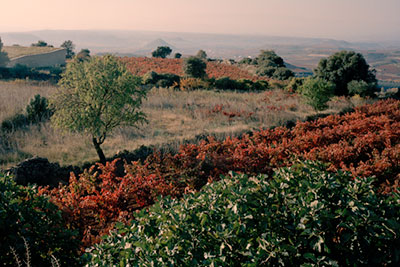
[0,80,365,169]
[3,46,60,59]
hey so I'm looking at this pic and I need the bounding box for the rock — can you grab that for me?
[8,156,65,186]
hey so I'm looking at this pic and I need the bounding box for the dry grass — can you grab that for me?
[0,80,56,122]
[3,46,60,59]
[0,80,363,169]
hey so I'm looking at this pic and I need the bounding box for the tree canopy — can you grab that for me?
[0,37,9,67]
[76,48,91,62]
[300,77,335,111]
[50,55,147,163]
[183,56,207,79]
[151,46,172,58]
[31,40,50,47]
[314,50,377,96]
[61,40,75,59]
[256,50,285,68]
[254,50,294,80]
[196,50,207,59]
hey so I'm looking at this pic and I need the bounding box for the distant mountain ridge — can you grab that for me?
[0,30,393,57]
[1,30,399,81]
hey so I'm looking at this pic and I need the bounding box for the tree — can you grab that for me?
[151,46,172,58]
[61,40,75,59]
[183,56,207,79]
[347,80,376,97]
[256,50,285,68]
[272,67,295,80]
[255,50,294,80]
[174,52,182,59]
[76,48,91,61]
[0,37,9,67]
[300,77,335,112]
[50,55,147,163]
[31,40,48,47]
[196,49,207,59]
[314,50,377,96]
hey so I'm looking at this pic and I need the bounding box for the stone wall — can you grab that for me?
[7,48,67,68]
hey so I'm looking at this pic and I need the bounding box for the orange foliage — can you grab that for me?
[39,99,400,250]
[120,57,265,81]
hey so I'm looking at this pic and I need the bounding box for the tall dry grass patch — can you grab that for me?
[0,82,363,169]
[0,80,56,122]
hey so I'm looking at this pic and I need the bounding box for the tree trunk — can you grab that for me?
[92,137,106,164]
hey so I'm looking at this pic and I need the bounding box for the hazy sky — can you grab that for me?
[1,0,399,41]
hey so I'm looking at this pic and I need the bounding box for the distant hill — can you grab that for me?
[134,38,176,55]
[1,30,399,81]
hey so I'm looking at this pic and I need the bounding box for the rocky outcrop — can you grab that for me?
[7,156,78,187]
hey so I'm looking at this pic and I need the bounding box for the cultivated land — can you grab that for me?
[3,45,60,59]
[0,79,364,169]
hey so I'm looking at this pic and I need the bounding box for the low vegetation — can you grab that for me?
[84,161,400,266]
[2,76,359,169]
[39,99,400,252]
[1,49,399,266]
[0,173,80,266]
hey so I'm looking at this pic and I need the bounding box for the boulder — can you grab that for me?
[8,156,65,186]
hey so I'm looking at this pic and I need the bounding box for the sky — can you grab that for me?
[1,0,399,42]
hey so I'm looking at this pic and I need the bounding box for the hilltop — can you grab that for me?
[3,45,60,59]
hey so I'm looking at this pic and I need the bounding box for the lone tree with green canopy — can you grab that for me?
[50,55,147,163]
[151,46,172,58]
[314,50,377,96]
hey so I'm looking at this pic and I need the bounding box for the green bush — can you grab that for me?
[256,65,276,77]
[142,71,180,88]
[211,77,268,91]
[286,77,305,92]
[252,80,269,90]
[183,56,207,79]
[84,161,400,266]
[0,172,80,266]
[300,77,335,111]
[272,67,295,80]
[142,71,159,85]
[26,94,53,123]
[347,80,376,97]
[1,113,28,132]
[156,73,180,88]
[214,77,240,90]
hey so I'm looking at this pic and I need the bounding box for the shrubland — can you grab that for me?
[0,172,80,266]
[38,99,400,252]
[2,79,351,169]
[1,51,399,265]
[84,161,400,266]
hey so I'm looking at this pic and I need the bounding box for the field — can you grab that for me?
[0,79,362,169]
[121,57,267,81]
[3,46,60,59]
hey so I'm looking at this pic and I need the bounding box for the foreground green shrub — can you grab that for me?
[26,94,53,123]
[347,79,376,97]
[84,161,400,266]
[300,77,335,111]
[1,113,28,132]
[143,71,180,88]
[0,173,80,266]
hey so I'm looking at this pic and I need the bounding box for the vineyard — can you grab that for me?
[120,57,266,81]
[38,99,400,253]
